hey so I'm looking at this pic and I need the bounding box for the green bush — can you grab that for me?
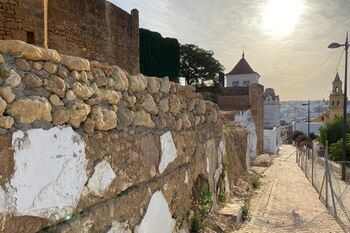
[319,117,349,146]
[190,215,201,232]
[218,189,227,203]
[329,134,350,162]
[291,130,304,141]
[251,175,262,189]
[199,188,213,215]
[139,28,180,82]
[242,199,250,220]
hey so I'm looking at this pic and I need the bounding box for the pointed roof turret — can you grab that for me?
[333,72,341,82]
[226,52,260,76]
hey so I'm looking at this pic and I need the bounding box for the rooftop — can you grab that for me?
[226,52,260,76]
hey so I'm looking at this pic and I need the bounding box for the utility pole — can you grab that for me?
[328,32,349,180]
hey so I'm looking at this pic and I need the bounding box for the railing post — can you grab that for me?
[325,141,329,208]
[312,144,314,186]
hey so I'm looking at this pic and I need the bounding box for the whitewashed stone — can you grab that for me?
[0,187,5,212]
[87,160,116,196]
[159,132,177,174]
[235,110,257,161]
[5,127,88,220]
[135,191,175,233]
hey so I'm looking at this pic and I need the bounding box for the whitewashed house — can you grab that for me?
[225,52,260,87]
[263,88,282,154]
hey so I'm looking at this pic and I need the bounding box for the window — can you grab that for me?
[231,81,239,87]
[321,116,324,121]
[243,81,250,87]
[332,100,335,106]
[27,31,35,44]
[335,87,339,92]
[337,101,340,106]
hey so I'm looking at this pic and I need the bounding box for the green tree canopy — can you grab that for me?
[139,28,180,82]
[319,117,349,146]
[329,134,350,161]
[180,44,223,86]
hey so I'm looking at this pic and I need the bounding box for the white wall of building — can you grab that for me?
[225,73,259,87]
[264,127,282,154]
[264,103,280,129]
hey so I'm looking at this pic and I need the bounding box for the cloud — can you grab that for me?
[110,0,350,100]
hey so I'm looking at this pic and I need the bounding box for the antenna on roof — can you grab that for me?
[242,45,245,58]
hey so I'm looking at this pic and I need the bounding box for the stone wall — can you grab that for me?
[249,84,264,154]
[199,84,264,156]
[0,0,139,75]
[0,41,248,233]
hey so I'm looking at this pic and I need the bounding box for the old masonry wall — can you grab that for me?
[0,40,248,233]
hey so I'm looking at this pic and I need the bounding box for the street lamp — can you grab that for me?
[302,101,311,181]
[302,100,310,141]
[328,32,349,181]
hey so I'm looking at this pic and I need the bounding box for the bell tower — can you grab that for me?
[329,72,344,121]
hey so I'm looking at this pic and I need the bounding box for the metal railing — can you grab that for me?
[296,145,350,232]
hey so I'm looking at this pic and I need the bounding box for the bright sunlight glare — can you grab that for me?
[262,0,304,37]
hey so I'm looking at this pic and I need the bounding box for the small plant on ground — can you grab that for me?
[190,215,201,233]
[251,175,262,189]
[199,188,213,215]
[218,189,227,203]
[242,199,250,220]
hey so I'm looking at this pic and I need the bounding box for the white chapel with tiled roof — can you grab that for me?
[225,52,260,87]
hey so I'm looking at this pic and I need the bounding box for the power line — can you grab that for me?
[289,49,341,90]
[336,49,345,72]
[322,49,345,99]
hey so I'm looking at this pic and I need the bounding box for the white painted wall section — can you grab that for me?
[135,191,175,233]
[234,110,257,161]
[87,160,116,197]
[225,73,259,87]
[159,132,177,174]
[0,187,5,213]
[4,127,88,220]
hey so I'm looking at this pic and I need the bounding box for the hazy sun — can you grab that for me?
[262,0,303,37]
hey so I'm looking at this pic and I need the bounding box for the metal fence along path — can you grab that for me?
[297,145,350,232]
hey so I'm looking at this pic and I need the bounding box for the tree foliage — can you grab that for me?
[329,134,350,161]
[180,44,223,86]
[291,130,304,141]
[139,28,180,82]
[319,117,349,146]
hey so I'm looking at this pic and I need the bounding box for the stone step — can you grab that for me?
[218,202,243,225]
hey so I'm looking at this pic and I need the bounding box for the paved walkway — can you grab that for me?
[235,145,344,233]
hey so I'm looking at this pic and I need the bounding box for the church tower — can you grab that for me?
[329,72,344,121]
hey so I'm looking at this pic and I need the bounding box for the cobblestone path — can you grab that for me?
[234,145,345,233]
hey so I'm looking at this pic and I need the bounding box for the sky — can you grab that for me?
[110,0,350,100]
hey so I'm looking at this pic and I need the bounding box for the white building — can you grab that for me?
[225,52,260,87]
[263,88,282,154]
